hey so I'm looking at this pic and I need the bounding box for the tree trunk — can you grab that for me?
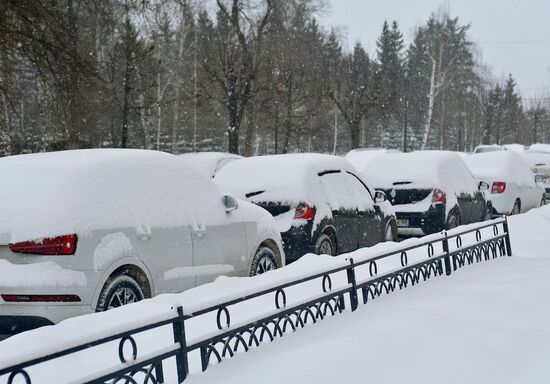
[421,58,437,150]
[243,103,256,157]
[350,119,360,149]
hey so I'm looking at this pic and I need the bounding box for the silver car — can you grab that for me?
[0,149,284,334]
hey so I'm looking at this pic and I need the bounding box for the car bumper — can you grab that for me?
[489,193,515,215]
[0,304,93,334]
[281,228,315,263]
[394,205,446,236]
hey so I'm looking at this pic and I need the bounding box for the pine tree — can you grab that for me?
[374,20,405,146]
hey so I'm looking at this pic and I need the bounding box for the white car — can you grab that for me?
[463,151,545,215]
[502,143,527,153]
[520,149,550,200]
[472,144,505,154]
[0,149,283,334]
[529,143,550,154]
[178,152,243,178]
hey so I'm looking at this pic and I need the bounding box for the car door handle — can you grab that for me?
[192,223,207,237]
[136,225,152,241]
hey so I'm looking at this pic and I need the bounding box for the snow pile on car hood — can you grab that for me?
[462,151,536,186]
[0,149,253,243]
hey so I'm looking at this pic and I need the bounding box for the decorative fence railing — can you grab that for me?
[0,218,512,384]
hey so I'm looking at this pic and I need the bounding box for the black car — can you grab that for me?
[362,151,493,237]
[214,154,397,262]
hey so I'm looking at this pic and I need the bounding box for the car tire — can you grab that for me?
[446,212,460,230]
[540,197,546,207]
[249,245,278,276]
[96,274,144,312]
[512,200,521,215]
[315,233,335,256]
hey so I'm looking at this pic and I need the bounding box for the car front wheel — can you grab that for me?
[96,275,144,312]
[250,246,278,276]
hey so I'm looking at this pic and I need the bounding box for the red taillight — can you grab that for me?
[432,188,446,204]
[492,181,506,194]
[294,202,315,220]
[9,234,78,256]
[1,294,81,302]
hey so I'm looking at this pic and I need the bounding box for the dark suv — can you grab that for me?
[363,151,492,236]
[214,154,397,262]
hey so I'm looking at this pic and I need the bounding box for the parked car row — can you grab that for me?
[0,146,545,334]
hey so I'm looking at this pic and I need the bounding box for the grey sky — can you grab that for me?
[321,0,550,101]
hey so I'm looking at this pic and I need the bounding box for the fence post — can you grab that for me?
[173,306,189,383]
[502,217,513,256]
[346,258,358,311]
[442,232,452,276]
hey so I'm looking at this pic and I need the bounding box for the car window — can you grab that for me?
[319,170,373,211]
[344,172,375,211]
[347,171,374,199]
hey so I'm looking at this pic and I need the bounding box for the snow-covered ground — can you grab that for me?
[1,206,550,383]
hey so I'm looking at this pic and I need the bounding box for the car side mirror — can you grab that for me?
[478,181,490,191]
[374,190,387,204]
[222,194,239,212]
[535,174,544,183]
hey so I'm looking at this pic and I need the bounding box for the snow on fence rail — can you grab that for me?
[0,218,512,384]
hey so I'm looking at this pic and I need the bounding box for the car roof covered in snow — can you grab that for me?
[0,149,247,242]
[529,143,550,154]
[214,153,363,205]
[178,152,243,178]
[462,151,535,186]
[344,148,400,172]
[362,150,477,194]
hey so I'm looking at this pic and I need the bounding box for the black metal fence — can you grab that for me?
[0,218,512,384]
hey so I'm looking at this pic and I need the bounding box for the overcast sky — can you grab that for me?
[321,0,550,101]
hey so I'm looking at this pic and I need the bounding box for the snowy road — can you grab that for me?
[185,256,550,384]
[183,207,550,383]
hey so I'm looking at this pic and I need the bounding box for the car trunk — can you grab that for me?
[380,187,433,205]
[254,201,293,217]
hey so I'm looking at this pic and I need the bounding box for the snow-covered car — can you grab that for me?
[502,143,527,153]
[0,149,284,334]
[344,148,400,173]
[463,151,545,215]
[214,154,397,262]
[520,149,550,200]
[473,144,505,154]
[178,151,243,178]
[529,143,550,154]
[362,151,492,236]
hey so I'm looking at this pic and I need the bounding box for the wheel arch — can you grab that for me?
[259,238,284,268]
[92,257,154,310]
[318,225,338,254]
